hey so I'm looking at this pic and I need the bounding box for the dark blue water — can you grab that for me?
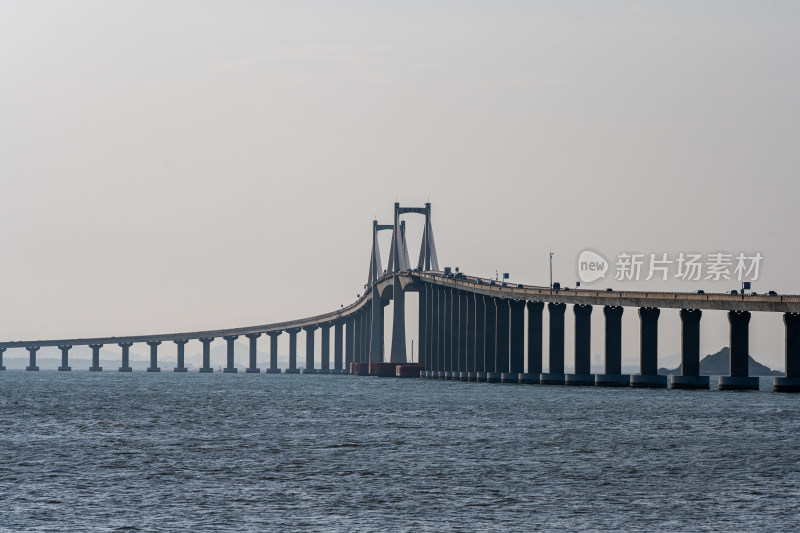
[1,372,798,532]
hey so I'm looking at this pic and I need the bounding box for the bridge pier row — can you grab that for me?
[466,293,477,381]
[199,338,214,373]
[246,333,261,373]
[223,335,238,373]
[474,294,487,380]
[267,332,282,373]
[524,302,543,384]
[719,311,758,390]
[286,328,300,374]
[119,342,133,372]
[458,291,469,380]
[89,344,103,371]
[303,326,317,374]
[58,345,72,371]
[541,303,566,384]
[26,346,40,371]
[671,310,708,389]
[506,300,525,383]
[0,347,5,371]
[483,295,499,383]
[319,324,330,374]
[775,313,800,392]
[596,306,628,387]
[566,305,593,386]
[333,320,344,373]
[146,341,161,372]
[631,308,667,388]
[174,340,188,372]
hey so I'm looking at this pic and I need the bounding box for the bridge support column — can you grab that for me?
[26,346,40,371]
[146,341,161,372]
[671,310,707,389]
[174,340,188,372]
[0,348,5,371]
[89,344,103,371]
[370,285,384,363]
[506,300,525,382]
[199,338,214,373]
[424,284,435,377]
[433,286,444,378]
[474,294,486,380]
[442,287,452,379]
[466,292,477,381]
[631,307,667,388]
[345,317,354,373]
[303,326,317,374]
[719,310,758,390]
[223,335,238,373]
[775,313,800,392]
[526,302,543,379]
[541,303,566,384]
[390,275,407,363]
[596,306,628,386]
[246,333,261,373]
[483,295,498,382]
[334,320,344,373]
[458,291,469,380]
[419,284,427,368]
[319,324,330,374]
[119,342,133,372]
[353,312,362,364]
[58,345,72,371]
[566,305,593,386]
[267,332,281,373]
[286,328,300,373]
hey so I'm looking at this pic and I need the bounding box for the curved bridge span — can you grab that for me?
[2,202,799,392]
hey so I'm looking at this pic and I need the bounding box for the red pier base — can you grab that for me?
[350,362,370,376]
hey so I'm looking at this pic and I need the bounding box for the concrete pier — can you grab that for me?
[509,300,525,374]
[89,344,103,371]
[419,285,428,369]
[775,313,800,392]
[303,325,318,373]
[58,345,72,371]
[671,309,708,389]
[458,291,469,375]
[267,332,281,373]
[631,307,667,388]
[223,335,238,373]
[174,340,188,372]
[444,287,453,374]
[26,346,39,371]
[345,317,354,369]
[320,323,330,371]
[0,347,5,371]
[596,306,628,386]
[567,304,592,386]
[527,301,544,375]
[541,302,565,385]
[485,295,497,374]
[496,299,510,374]
[518,373,538,384]
[719,311,758,390]
[246,333,261,373]
[474,294,486,374]
[334,320,344,371]
[486,371,501,383]
[146,341,161,372]
[286,328,300,373]
[119,342,133,372]
[390,274,406,363]
[199,338,214,373]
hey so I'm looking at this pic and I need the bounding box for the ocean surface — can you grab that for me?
[1,372,798,532]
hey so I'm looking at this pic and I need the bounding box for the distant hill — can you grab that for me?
[658,347,782,376]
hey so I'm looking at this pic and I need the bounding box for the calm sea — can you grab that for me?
[1,372,798,532]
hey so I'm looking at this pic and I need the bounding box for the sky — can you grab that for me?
[1,1,799,370]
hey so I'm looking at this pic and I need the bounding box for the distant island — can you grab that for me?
[658,347,782,376]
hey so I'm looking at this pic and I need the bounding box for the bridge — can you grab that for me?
[2,202,799,393]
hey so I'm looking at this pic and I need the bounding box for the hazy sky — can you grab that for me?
[2,1,798,369]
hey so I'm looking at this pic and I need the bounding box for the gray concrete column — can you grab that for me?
[433,286,444,375]
[719,310,758,390]
[474,294,486,376]
[631,307,667,388]
[174,340,188,372]
[484,294,498,381]
[223,335,238,373]
[443,288,452,376]
[267,332,281,373]
[390,275,407,363]
[419,284,427,368]
[425,284,436,375]
[458,291,468,379]
[494,298,510,380]
[353,312,362,363]
[566,304,593,386]
[89,344,103,372]
[26,346,40,371]
[119,342,133,372]
[596,306,627,386]
[246,333,261,373]
[334,320,344,371]
[527,302,544,375]
[320,323,330,373]
[345,317,354,370]
[199,338,214,373]
[363,308,372,363]
[370,285,383,363]
[466,292,477,380]
[775,313,800,392]
[303,325,317,374]
[671,309,707,389]
[147,341,161,372]
[541,303,566,384]
[508,300,525,378]
[287,328,300,373]
[58,345,72,371]
[0,348,5,371]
